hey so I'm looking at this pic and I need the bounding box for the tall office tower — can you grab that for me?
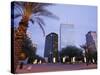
[60,24,75,50]
[44,33,58,63]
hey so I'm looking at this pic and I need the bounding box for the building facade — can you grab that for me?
[86,31,97,52]
[44,33,58,63]
[85,31,97,63]
[60,24,75,49]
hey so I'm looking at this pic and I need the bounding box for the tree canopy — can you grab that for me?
[22,36,36,57]
[60,45,83,57]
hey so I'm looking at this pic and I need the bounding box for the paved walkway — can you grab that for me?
[16,63,97,74]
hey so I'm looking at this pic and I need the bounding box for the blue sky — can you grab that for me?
[14,3,97,57]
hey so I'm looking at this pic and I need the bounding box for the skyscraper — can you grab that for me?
[60,24,75,49]
[44,33,58,63]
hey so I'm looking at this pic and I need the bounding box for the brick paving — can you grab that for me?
[16,63,97,74]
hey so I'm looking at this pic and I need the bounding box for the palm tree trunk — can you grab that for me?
[14,17,29,73]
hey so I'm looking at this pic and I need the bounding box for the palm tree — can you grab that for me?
[11,1,58,73]
[12,1,58,36]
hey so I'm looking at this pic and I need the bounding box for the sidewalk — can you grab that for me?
[16,63,97,74]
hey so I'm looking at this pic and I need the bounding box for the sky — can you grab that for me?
[14,3,97,57]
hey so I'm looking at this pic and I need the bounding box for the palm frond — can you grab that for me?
[14,2,24,9]
[14,4,24,15]
[34,17,45,36]
[33,8,59,20]
[14,14,22,19]
[11,13,22,19]
[34,2,53,7]
[34,17,45,26]
[31,2,51,10]
[37,22,45,36]
[30,18,34,24]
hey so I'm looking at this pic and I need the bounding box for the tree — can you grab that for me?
[22,36,36,59]
[28,54,46,64]
[11,2,59,73]
[80,44,97,65]
[60,46,82,57]
[12,1,59,36]
[60,46,83,63]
